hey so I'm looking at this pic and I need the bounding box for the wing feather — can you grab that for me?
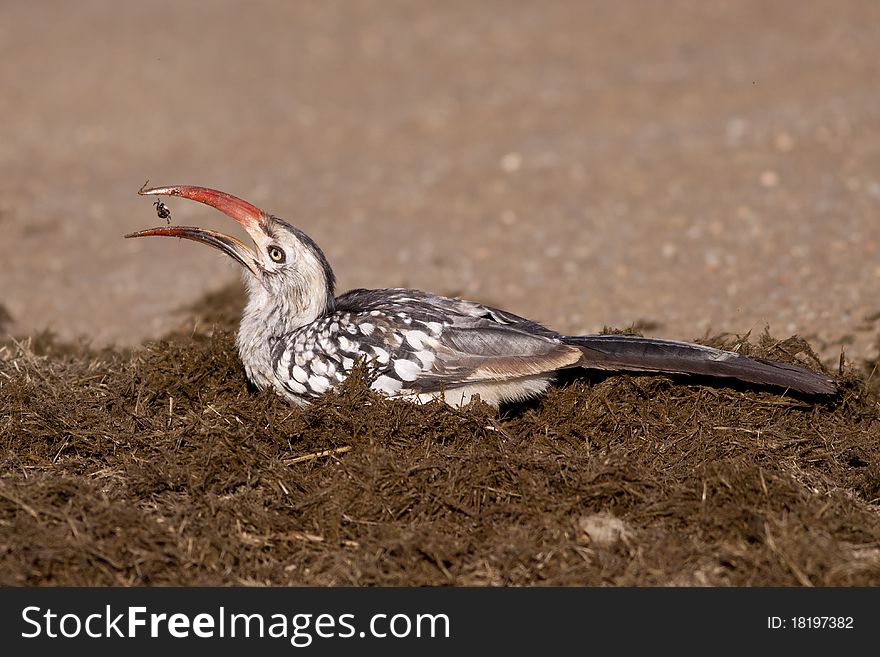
[332,288,578,393]
[435,325,580,382]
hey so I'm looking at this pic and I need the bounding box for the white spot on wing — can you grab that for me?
[405,330,429,350]
[312,359,328,376]
[360,322,375,336]
[372,346,390,364]
[372,374,403,395]
[279,349,292,372]
[308,375,330,394]
[394,359,421,382]
[292,365,309,383]
[414,350,435,369]
[424,321,443,335]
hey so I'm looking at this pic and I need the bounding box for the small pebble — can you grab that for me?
[774,132,795,151]
[500,152,522,172]
[760,170,780,187]
[576,513,632,549]
[499,210,517,226]
[725,117,749,145]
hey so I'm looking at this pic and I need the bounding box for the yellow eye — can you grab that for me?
[268,245,286,263]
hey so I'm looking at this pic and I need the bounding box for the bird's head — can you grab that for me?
[126,184,336,326]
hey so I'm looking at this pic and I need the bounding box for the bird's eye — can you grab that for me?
[267,245,286,263]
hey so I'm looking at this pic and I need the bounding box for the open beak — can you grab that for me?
[125,184,268,278]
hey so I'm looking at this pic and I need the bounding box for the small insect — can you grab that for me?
[153,198,172,223]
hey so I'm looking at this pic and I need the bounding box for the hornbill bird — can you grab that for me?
[126,185,836,407]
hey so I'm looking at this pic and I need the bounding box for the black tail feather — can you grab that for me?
[564,335,836,395]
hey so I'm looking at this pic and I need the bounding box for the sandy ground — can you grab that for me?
[1,1,879,362]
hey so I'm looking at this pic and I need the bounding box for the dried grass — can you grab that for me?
[1,285,878,586]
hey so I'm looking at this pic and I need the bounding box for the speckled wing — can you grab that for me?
[269,288,581,400]
[350,289,582,393]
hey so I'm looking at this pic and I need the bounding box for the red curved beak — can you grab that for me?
[126,183,269,277]
[135,183,266,233]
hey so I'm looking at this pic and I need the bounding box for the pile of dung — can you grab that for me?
[1,285,879,586]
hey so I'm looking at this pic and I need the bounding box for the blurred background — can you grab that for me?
[1,0,878,362]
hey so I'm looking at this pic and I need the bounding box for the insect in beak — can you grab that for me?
[153,198,172,223]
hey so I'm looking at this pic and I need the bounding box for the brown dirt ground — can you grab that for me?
[2,284,879,586]
[1,1,879,364]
